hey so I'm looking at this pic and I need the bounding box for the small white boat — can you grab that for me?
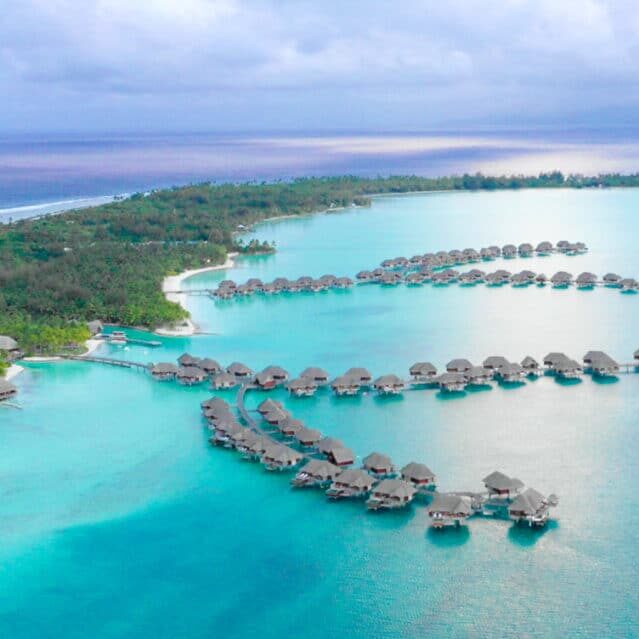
[108,331,127,345]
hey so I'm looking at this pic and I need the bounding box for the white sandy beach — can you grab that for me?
[158,252,238,336]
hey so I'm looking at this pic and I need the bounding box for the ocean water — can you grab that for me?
[2,189,639,637]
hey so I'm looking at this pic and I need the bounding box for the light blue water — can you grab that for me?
[2,189,639,638]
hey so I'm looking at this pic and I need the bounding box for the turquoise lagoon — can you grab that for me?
[2,189,639,638]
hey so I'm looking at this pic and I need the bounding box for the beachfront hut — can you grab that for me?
[0,379,18,401]
[583,351,619,376]
[518,243,534,256]
[294,426,322,448]
[428,494,472,528]
[509,488,558,526]
[498,362,527,382]
[176,366,208,386]
[326,469,375,499]
[344,368,372,384]
[292,459,341,488]
[300,367,330,384]
[0,336,20,360]
[331,375,361,396]
[366,479,417,510]
[211,372,239,390]
[87,320,103,336]
[464,366,494,385]
[372,374,405,395]
[362,452,395,477]
[400,462,436,491]
[150,362,178,380]
[178,353,201,367]
[535,241,554,254]
[261,444,303,471]
[482,356,510,371]
[227,362,254,378]
[551,271,573,287]
[446,359,473,373]
[287,377,318,397]
[409,362,437,382]
[521,356,541,376]
[603,273,622,287]
[199,358,222,375]
[277,417,305,437]
[502,244,517,258]
[483,471,524,499]
[576,272,598,289]
[434,372,467,392]
[257,398,282,414]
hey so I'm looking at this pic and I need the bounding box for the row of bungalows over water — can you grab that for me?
[212,275,354,299]
[372,240,588,274]
[202,394,559,528]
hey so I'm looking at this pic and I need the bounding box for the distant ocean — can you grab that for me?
[2,128,639,221]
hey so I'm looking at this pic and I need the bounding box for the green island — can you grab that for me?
[1,171,639,366]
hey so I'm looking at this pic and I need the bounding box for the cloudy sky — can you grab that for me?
[2,0,639,132]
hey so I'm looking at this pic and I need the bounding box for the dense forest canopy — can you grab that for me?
[1,172,639,359]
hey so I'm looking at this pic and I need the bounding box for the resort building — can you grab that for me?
[201,397,230,412]
[434,372,467,392]
[446,359,473,373]
[326,469,375,499]
[464,366,493,385]
[0,379,18,401]
[372,374,405,395]
[331,375,361,396]
[227,362,254,379]
[278,417,305,437]
[521,356,541,376]
[576,272,598,289]
[366,479,417,510]
[257,398,283,414]
[409,362,438,382]
[509,488,558,527]
[535,241,554,254]
[211,372,239,390]
[483,471,524,499]
[518,243,534,256]
[150,362,178,380]
[199,358,223,375]
[261,444,304,471]
[328,446,356,467]
[292,459,341,488]
[287,377,318,397]
[483,356,509,371]
[502,244,517,258]
[178,353,201,367]
[497,362,527,382]
[344,368,373,384]
[554,359,584,379]
[619,278,639,292]
[362,452,395,477]
[176,366,208,385]
[428,494,472,527]
[300,367,330,384]
[603,273,622,287]
[400,462,436,492]
[294,426,323,448]
[263,406,292,425]
[583,351,619,376]
[551,271,573,287]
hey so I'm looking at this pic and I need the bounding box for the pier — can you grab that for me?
[66,355,151,372]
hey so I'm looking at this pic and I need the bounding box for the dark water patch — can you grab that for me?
[426,525,471,547]
[507,519,559,547]
[591,375,620,385]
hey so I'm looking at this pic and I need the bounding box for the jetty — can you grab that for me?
[66,355,151,372]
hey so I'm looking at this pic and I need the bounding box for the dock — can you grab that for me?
[66,355,151,372]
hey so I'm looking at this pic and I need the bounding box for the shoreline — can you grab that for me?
[158,252,239,336]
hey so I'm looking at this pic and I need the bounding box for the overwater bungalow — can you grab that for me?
[521,356,541,376]
[380,272,403,286]
[486,270,511,285]
[257,398,283,414]
[576,272,598,289]
[480,247,494,260]
[435,372,467,392]
[287,377,318,397]
[234,284,252,296]
[317,437,345,456]
[439,268,460,283]
[554,359,583,379]
[464,366,493,385]
[448,249,465,264]
[319,274,338,286]
[409,254,424,266]
[483,471,524,499]
[518,243,534,256]
[535,273,548,285]
[603,272,622,287]
[254,371,277,389]
[262,365,289,383]
[294,426,323,448]
[482,356,509,371]
[405,272,425,285]
[227,362,254,379]
[273,277,292,289]
[300,367,330,384]
[261,282,278,295]
[543,352,569,368]
[536,241,554,254]
[199,358,223,375]
[328,446,356,467]
[551,271,573,288]
[211,420,244,447]
[292,459,341,488]
[344,368,373,384]
[400,462,436,492]
[150,362,178,380]
[178,353,201,367]
[176,366,208,386]
[362,452,395,478]
[278,417,305,437]
[335,277,354,289]
[509,488,558,526]
[326,469,375,499]
[467,268,487,282]
[446,359,473,373]
[331,375,361,396]
[211,371,239,390]
[571,241,588,254]
[511,271,532,286]
[201,397,230,412]
[263,406,291,425]
[556,240,571,253]
[583,351,619,376]
[261,444,304,471]
[219,279,237,290]
[463,248,480,262]
[488,245,502,258]
[428,494,472,528]
[458,272,477,285]
[230,427,259,449]
[366,479,417,510]
[246,278,264,291]
[502,244,517,258]
[371,268,385,279]
[498,362,527,382]
[635,348,639,362]
[409,362,438,382]
[0,379,18,401]
[372,374,405,395]
[202,401,234,420]
[419,266,433,281]
[619,278,639,292]
[243,434,271,459]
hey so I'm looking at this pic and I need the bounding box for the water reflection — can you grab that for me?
[426,525,471,547]
[507,519,559,547]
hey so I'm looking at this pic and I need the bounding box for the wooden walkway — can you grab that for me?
[66,355,151,372]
